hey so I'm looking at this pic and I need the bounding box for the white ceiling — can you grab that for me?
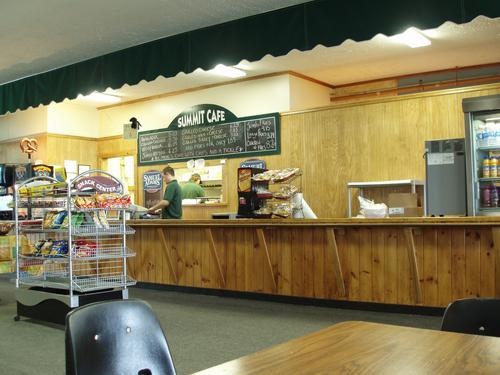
[1,0,499,108]
[0,0,310,84]
[94,16,500,105]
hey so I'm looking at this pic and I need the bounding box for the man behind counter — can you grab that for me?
[148,166,182,219]
[182,173,205,199]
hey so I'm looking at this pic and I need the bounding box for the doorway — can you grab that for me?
[101,155,135,203]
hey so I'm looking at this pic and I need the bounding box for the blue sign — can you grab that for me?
[240,159,266,169]
[143,170,163,192]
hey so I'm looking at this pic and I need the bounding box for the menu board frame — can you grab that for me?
[137,112,281,165]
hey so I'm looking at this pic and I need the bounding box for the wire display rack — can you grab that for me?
[14,170,137,322]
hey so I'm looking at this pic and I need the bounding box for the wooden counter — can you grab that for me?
[127,217,500,308]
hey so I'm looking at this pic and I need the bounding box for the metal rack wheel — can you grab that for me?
[14,315,20,321]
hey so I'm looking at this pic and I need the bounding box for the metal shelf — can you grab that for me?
[478,178,500,182]
[72,224,135,236]
[18,275,136,293]
[346,179,426,218]
[477,146,500,151]
[73,206,131,212]
[20,247,135,261]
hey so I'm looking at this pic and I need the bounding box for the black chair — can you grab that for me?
[441,298,500,337]
[65,299,176,375]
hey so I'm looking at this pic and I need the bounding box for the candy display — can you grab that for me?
[73,194,131,209]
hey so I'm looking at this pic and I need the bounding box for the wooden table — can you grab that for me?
[194,321,500,374]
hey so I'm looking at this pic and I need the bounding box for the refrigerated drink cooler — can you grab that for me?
[425,138,467,216]
[463,94,500,216]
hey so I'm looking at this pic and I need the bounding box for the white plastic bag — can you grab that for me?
[358,196,387,218]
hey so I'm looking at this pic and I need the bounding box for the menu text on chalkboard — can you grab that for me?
[138,106,280,165]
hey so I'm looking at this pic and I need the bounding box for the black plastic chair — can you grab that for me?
[65,299,176,375]
[441,298,500,337]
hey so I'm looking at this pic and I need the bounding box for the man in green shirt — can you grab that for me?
[147,166,183,219]
[182,173,205,199]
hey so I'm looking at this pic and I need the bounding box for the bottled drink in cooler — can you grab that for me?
[491,157,499,178]
[492,184,499,207]
[482,185,491,207]
[483,157,491,178]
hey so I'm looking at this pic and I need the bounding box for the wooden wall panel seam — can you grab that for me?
[156,228,179,283]
[325,228,346,297]
[205,228,226,287]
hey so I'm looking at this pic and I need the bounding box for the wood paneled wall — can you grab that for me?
[45,134,98,169]
[0,133,97,170]
[0,134,47,164]
[99,84,500,218]
[128,224,500,307]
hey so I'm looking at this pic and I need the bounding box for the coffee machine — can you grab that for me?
[237,167,269,218]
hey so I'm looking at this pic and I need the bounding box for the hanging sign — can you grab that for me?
[31,164,53,178]
[138,104,280,165]
[240,159,266,169]
[74,176,121,193]
[143,170,163,208]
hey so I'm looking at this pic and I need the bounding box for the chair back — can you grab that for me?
[441,298,500,337]
[65,299,176,375]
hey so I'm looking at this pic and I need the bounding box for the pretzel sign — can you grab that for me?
[20,137,39,159]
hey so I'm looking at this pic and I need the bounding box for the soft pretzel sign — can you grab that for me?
[20,138,39,159]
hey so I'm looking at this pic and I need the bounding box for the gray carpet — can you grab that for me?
[0,274,442,374]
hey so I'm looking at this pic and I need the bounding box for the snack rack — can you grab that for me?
[14,170,136,324]
[253,168,303,218]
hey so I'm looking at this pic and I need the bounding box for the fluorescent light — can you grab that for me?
[394,28,431,48]
[211,64,247,78]
[486,117,500,122]
[77,92,121,103]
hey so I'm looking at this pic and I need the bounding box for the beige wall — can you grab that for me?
[0,107,47,142]
[47,102,100,138]
[99,83,500,218]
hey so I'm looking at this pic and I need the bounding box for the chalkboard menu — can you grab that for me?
[138,112,280,165]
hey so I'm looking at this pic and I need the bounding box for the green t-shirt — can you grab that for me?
[162,179,183,219]
[182,182,205,199]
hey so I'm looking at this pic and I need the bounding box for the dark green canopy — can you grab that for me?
[0,0,499,115]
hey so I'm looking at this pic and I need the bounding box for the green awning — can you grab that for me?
[1,0,499,115]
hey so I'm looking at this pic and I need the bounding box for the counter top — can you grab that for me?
[127,216,500,227]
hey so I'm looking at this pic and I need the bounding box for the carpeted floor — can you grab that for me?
[0,274,442,374]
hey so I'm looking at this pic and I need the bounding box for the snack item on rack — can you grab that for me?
[42,212,57,229]
[51,211,68,229]
[87,212,103,228]
[273,185,299,199]
[18,181,67,197]
[252,168,302,183]
[271,168,302,183]
[252,170,276,181]
[73,240,97,258]
[272,203,292,218]
[34,239,46,251]
[40,240,54,256]
[94,193,131,208]
[97,211,110,229]
[49,240,69,257]
[73,196,96,209]
[253,207,272,218]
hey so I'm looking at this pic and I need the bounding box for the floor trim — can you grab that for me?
[134,282,445,316]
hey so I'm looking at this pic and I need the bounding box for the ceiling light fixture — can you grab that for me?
[486,117,500,122]
[211,64,247,78]
[77,92,121,103]
[394,28,431,48]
